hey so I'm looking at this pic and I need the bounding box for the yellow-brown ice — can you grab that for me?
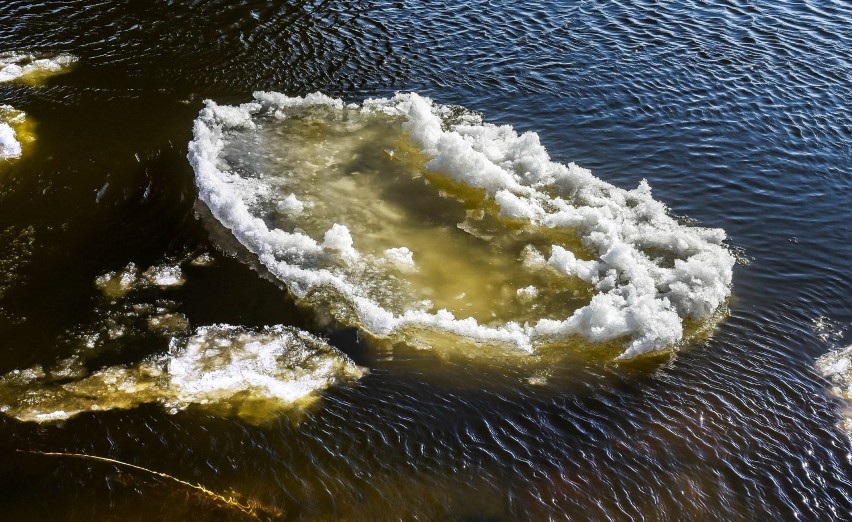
[0,51,77,84]
[189,93,734,358]
[0,325,364,423]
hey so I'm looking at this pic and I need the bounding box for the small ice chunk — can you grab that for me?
[0,324,364,423]
[207,100,259,129]
[817,345,852,388]
[516,286,538,302]
[190,253,214,266]
[496,189,544,221]
[0,122,21,159]
[0,52,77,83]
[548,245,600,284]
[277,193,305,215]
[0,64,23,83]
[95,261,185,299]
[95,263,141,299]
[816,344,852,434]
[822,357,851,377]
[527,373,548,386]
[384,247,415,270]
[322,224,356,256]
[165,325,364,406]
[521,245,547,268]
[147,313,190,335]
[143,264,185,288]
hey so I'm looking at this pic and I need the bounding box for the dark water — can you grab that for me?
[1,0,851,519]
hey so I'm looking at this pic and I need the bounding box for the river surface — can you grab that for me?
[0,1,850,520]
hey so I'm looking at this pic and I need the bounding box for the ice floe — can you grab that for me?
[816,344,852,433]
[189,92,734,358]
[0,105,31,160]
[0,51,77,84]
[0,324,363,423]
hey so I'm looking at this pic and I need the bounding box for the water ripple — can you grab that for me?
[1,0,851,519]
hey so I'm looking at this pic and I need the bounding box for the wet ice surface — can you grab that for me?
[0,121,20,159]
[95,261,186,299]
[190,92,734,358]
[0,323,363,424]
[818,345,852,395]
[817,343,852,432]
[0,260,363,424]
[0,52,77,84]
[0,52,75,161]
[0,105,29,160]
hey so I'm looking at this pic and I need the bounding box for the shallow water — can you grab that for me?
[0,1,850,520]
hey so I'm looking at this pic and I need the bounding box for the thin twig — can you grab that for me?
[17,449,282,520]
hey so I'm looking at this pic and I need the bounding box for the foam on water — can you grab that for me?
[189,92,734,358]
[0,324,364,423]
[0,51,77,84]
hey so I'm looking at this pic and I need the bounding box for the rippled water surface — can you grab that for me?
[1,1,850,520]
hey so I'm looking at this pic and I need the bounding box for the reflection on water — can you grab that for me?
[0,0,850,520]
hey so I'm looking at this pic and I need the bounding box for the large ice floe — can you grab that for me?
[0,324,364,423]
[189,92,734,359]
[0,51,77,84]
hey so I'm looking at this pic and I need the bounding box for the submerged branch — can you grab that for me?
[17,449,284,520]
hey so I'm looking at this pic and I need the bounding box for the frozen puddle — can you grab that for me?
[0,51,77,84]
[0,325,364,423]
[189,92,734,358]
